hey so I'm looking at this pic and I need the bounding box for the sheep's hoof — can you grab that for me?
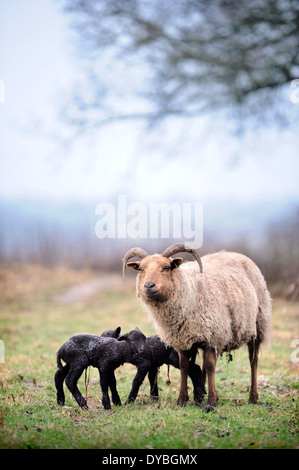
[204,403,216,412]
[177,395,189,406]
[249,393,258,404]
[80,403,89,411]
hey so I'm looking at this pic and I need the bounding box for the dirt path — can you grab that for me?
[52,274,133,304]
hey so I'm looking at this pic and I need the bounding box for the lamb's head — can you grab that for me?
[123,244,203,304]
[101,326,121,339]
[118,327,146,361]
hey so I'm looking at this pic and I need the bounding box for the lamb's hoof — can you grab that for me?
[124,399,133,405]
[150,395,159,401]
[194,393,204,406]
[194,398,203,406]
[80,403,89,411]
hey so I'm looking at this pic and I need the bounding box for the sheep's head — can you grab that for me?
[123,243,203,304]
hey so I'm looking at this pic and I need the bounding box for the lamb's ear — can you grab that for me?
[117,334,127,342]
[114,326,121,338]
[170,258,183,270]
[126,261,141,271]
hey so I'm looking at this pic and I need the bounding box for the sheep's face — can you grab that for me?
[127,255,183,304]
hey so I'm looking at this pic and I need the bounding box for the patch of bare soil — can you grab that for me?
[52,274,133,304]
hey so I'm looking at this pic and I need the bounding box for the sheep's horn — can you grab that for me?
[122,247,149,280]
[162,243,203,273]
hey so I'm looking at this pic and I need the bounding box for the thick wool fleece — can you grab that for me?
[138,251,272,354]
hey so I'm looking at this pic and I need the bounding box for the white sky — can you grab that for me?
[0,0,299,206]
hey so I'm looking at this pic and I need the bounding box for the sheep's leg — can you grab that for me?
[205,348,218,410]
[54,364,69,406]
[188,363,203,405]
[125,367,149,404]
[248,339,260,404]
[65,365,88,410]
[148,366,159,398]
[177,350,189,406]
[108,371,122,406]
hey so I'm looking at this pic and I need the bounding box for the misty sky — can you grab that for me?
[0,0,299,207]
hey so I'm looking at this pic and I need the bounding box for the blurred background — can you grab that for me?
[0,0,298,295]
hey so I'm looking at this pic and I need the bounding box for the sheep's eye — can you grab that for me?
[162,266,170,272]
[138,266,144,273]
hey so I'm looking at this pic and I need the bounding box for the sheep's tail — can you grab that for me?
[241,255,272,347]
[256,286,272,348]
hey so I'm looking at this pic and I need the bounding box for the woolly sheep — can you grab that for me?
[123,243,272,409]
[54,327,146,410]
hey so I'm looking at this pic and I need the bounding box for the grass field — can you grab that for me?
[0,265,298,449]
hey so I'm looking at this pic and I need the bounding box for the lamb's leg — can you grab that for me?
[125,366,149,404]
[65,365,88,410]
[177,350,189,406]
[188,362,203,405]
[205,348,218,410]
[201,350,207,396]
[54,364,69,406]
[248,339,260,404]
[108,371,122,406]
[99,369,112,410]
[148,366,159,398]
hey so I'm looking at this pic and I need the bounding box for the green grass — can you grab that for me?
[0,266,298,449]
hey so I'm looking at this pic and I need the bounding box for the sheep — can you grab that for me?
[123,243,272,409]
[125,334,203,405]
[54,327,146,410]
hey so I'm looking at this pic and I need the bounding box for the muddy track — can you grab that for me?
[52,274,134,304]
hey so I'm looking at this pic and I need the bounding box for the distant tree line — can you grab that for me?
[1,204,298,297]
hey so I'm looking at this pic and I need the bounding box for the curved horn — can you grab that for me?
[122,247,149,280]
[161,243,203,273]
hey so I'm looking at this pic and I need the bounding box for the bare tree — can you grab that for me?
[60,0,299,129]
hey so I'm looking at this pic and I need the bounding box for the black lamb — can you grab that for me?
[54,327,146,410]
[125,335,203,405]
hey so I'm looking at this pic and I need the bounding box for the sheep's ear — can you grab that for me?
[170,258,183,270]
[126,261,141,271]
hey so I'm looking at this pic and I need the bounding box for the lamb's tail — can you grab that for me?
[56,351,64,370]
